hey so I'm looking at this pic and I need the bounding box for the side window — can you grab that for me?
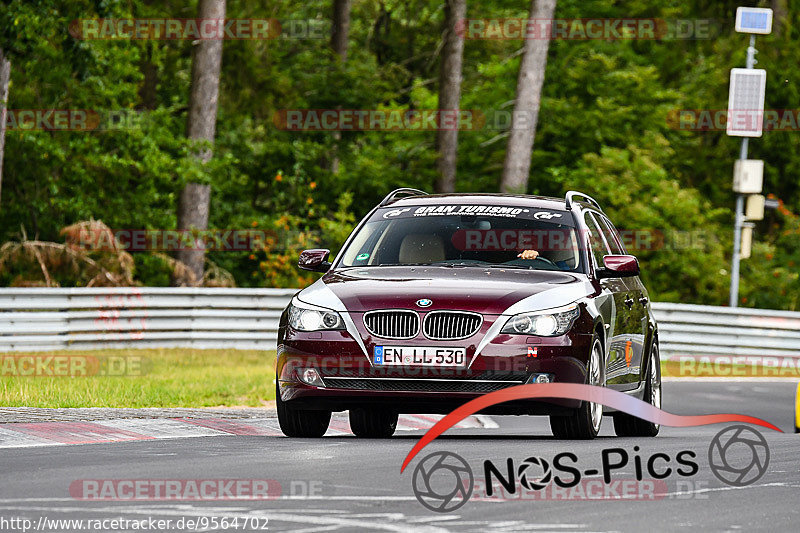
[597,215,625,255]
[583,212,611,268]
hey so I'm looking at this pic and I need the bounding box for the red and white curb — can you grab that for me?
[0,414,494,449]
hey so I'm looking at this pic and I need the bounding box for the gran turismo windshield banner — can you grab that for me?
[374,205,575,224]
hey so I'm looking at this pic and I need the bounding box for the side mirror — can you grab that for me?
[597,255,639,278]
[298,249,332,272]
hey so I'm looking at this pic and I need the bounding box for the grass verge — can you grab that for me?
[0,349,276,408]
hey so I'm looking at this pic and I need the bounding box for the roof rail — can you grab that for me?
[565,190,603,212]
[379,188,428,207]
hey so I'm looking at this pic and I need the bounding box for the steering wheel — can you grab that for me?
[532,255,557,266]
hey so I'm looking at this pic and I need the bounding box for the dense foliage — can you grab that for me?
[0,0,798,309]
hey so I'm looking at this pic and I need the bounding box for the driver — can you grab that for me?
[517,249,539,260]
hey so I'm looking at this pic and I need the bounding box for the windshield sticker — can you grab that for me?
[383,208,412,218]
[412,205,528,218]
[375,205,572,224]
[533,211,563,220]
[356,253,370,261]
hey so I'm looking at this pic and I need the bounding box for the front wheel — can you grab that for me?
[276,382,331,438]
[349,408,398,438]
[613,342,661,437]
[550,335,605,440]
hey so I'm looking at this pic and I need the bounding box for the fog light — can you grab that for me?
[527,373,554,384]
[300,368,325,387]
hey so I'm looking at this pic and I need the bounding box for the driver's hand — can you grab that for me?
[517,249,539,260]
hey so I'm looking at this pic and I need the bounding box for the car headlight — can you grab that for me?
[287,300,345,331]
[501,304,580,336]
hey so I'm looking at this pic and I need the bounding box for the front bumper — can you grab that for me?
[276,311,595,415]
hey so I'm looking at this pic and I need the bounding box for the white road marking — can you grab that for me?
[475,415,500,429]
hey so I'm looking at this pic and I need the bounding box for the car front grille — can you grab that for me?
[423,311,483,340]
[322,378,522,393]
[363,310,420,339]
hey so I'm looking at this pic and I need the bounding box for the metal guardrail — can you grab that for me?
[0,288,297,351]
[651,302,800,360]
[1,289,800,358]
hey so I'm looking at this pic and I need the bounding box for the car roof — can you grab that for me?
[387,192,588,212]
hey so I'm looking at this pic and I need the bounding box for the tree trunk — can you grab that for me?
[500,0,556,194]
[434,0,466,194]
[176,0,225,285]
[0,48,11,209]
[138,44,159,111]
[330,0,352,174]
[176,183,211,285]
[771,0,788,38]
[331,0,352,62]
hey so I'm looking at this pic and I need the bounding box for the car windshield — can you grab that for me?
[338,205,582,272]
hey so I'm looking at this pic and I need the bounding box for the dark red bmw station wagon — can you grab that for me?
[276,189,661,439]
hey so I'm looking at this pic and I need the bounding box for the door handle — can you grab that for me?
[624,297,634,309]
[639,297,648,306]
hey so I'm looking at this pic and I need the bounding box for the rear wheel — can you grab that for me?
[276,382,331,438]
[349,408,398,438]
[550,336,604,440]
[614,342,661,437]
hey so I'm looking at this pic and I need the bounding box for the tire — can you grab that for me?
[550,335,605,440]
[349,407,398,438]
[614,341,661,437]
[276,382,331,438]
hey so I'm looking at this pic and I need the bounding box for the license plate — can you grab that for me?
[373,346,466,367]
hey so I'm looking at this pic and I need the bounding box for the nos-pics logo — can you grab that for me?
[411,425,769,512]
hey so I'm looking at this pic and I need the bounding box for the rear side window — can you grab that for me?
[583,212,611,268]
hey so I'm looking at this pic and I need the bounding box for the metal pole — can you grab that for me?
[730,192,745,307]
[729,35,757,308]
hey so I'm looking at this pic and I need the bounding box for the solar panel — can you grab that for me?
[727,68,767,137]
[735,7,773,34]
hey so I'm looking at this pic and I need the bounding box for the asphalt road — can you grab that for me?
[0,380,798,533]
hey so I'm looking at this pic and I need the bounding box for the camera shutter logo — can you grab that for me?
[411,451,473,512]
[708,425,769,486]
[518,456,552,491]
